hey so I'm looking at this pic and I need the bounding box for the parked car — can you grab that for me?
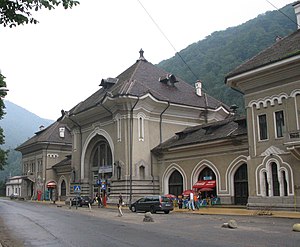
[9,193,19,199]
[129,195,173,214]
[71,196,93,207]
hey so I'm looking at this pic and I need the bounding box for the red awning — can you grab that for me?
[46,181,56,188]
[192,180,216,189]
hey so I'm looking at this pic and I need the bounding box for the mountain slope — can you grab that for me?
[0,101,54,186]
[0,100,54,149]
[158,4,297,112]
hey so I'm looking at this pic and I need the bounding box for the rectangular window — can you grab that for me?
[258,114,268,140]
[275,110,284,138]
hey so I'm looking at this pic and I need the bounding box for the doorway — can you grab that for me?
[234,163,248,205]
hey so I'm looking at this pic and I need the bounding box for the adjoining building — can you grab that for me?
[15,121,72,201]
[225,1,300,210]
[152,115,248,205]
[6,175,26,198]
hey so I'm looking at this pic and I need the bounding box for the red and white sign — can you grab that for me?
[192,180,216,189]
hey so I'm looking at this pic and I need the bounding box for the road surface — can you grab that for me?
[0,198,300,247]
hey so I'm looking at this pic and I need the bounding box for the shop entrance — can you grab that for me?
[234,163,248,205]
[197,167,216,197]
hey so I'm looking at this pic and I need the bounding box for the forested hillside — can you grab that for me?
[0,101,53,191]
[158,4,297,112]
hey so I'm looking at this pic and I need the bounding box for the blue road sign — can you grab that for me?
[73,185,81,192]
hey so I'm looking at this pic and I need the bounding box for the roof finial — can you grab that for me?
[137,48,147,62]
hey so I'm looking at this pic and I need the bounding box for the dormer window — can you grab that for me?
[159,74,178,86]
[59,127,65,138]
[99,77,119,89]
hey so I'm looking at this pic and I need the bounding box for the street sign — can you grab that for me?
[73,185,81,193]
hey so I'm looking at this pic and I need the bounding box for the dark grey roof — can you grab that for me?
[69,55,229,115]
[152,116,247,154]
[16,121,72,150]
[52,155,71,169]
[226,29,300,79]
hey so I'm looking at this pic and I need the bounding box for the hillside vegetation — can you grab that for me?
[158,4,297,112]
[0,101,53,188]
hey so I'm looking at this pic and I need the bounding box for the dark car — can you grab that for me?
[71,196,93,207]
[129,195,173,214]
[9,193,19,200]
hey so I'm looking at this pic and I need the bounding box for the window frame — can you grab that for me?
[258,114,268,141]
[274,110,285,138]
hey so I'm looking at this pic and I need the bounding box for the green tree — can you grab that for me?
[0,0,79,170]
[0,73,8,170]
[0,0,79,27]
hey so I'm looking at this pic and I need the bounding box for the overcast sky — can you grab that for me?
[0,0,293,120]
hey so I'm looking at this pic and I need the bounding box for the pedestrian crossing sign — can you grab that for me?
[73,185,81,192]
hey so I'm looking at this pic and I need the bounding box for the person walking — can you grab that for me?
[118,193,123,217]
[96,193,102,208]
[188,191,195,211]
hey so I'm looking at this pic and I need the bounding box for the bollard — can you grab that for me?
[88,203,92,211]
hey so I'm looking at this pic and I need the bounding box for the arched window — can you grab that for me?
[263,171,269,196]
[137,113,145,141]
[92,141,112,168]
[168,170,183,196]
[115,114,122,142]
[271,163,280,196]
[139,166,145,179]
[61,180,66,197]
[117,166,121,180]
[281,170,288,196]
[198,167,216,181]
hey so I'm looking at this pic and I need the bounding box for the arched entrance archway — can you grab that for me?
[197,167,217,197]
[168,170,183,196]
[90,137,113,199]
[234,163,248,205]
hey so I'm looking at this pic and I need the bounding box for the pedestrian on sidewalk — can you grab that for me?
[118,193,123,217]
[188,191,195,211]
[96,193,102,208]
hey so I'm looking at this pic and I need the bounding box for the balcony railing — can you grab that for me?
[285,130,300,145]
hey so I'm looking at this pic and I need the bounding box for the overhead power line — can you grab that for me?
[136,0,199,82]
[265,0,300,28]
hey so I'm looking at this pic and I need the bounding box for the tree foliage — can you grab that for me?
[0,0,79,28]
[0,74,8,170]
[158,4,297,114]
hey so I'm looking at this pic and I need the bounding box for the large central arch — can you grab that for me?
[81,128,114,180]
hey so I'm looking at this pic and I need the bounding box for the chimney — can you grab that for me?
[195,80,202,96]
[294,1,300,29]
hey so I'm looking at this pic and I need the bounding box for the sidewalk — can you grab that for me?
[34,199,300,219]
[172,206,300,219]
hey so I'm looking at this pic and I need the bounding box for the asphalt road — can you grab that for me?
[1,198,300,247]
